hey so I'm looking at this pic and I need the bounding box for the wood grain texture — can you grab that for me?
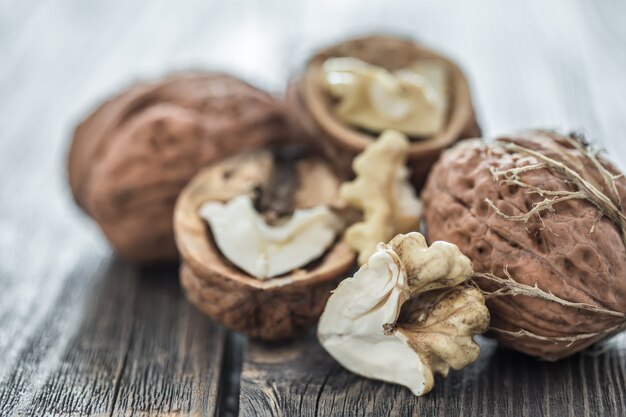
[240,333,626,417]
[0,0,625,416]
[0,264,224,417]
[109,266,224,417]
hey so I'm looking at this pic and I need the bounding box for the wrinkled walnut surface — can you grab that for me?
[68,72,286,262]
[174,148,355,340]
[421,130,626,360]
[286,35,481,189]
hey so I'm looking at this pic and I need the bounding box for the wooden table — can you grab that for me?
[1,0,625,415]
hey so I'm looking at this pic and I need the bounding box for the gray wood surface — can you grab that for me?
[240,330,626,417]
[1,0,625,416]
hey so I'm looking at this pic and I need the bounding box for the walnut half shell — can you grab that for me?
[68,73,286,263]
[286,35,481,190]
[174,146,355,340]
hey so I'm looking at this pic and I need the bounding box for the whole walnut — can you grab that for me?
[286,34,481,190]
[421,130,626,360]
[68,73,286,262]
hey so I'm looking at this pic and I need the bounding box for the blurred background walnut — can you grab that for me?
[421,131,626,360]
[286,34,481,190]
[68,73,286,263]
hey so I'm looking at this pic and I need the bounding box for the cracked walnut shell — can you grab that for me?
[174,146,355,340]
[286,34,481,190]
[421,130,626,360]
[68,73,286,263]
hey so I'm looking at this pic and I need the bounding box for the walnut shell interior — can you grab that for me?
[174,147,356,340]
[286,35,481,189]
[68,73,286,263]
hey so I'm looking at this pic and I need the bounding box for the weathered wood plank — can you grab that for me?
[110,266,224,417]
[240,332,626,417]
[3,261,135,417]
[0,262,227,417]
[0,257,132,416]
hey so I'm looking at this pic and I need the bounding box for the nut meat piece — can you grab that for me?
[174,147,355,340]
[286,35,481,190]
[340,130,422,265]
[321,57,449,137]
[421,130,626,360]
[68,73,286,262]
[198,195,343,279]
[318,232,489,396]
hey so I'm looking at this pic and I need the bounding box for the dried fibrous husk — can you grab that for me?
[421,130,626,360]
[286,34,481,189]
[174,147,355,340]
[69,73,286,263]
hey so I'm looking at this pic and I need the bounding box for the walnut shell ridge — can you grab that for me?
[286,34,481,190]
[174,150,356,340]
[68,73,286,262]
[421,131,626,360]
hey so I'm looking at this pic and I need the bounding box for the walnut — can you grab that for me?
[198,195,343,279]
[68,73,286,263]
[322,57,449,137]
[340,130,422,265]
[174,145,355,340]
[286,34,481,189]
[318,232,489,396]
[421,130,626,360]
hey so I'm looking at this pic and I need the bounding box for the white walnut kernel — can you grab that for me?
[199,195,343,279]
[322,57,448,137]
[318,232,489,396]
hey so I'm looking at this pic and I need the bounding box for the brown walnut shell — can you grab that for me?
[174,147,356,340]
[421,130,626,360]
[286,34,481,190]
[68,73,286,263]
